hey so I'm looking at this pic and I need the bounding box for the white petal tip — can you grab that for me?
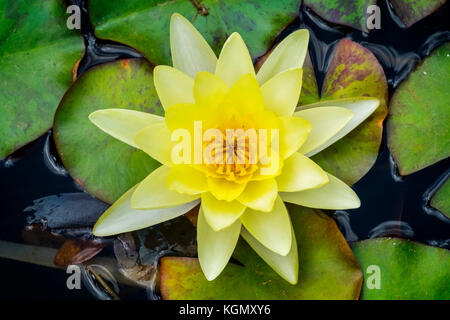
[92,223,117,237]
[291,28,309,38]
[170,12,185,24]
[204,273,219,281]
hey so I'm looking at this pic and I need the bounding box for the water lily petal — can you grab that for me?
[257,29,309,85]
[298,97,380,157]
[89,109,164,148]
[261,68,303,116]
[131,166,199,209]
[154,65,194,110]
[194,71,229,107]
[134,122,175,166]
[241,224,298,284]
[164,103,201,133]
[170,13,217,78]
[167,166,208,195]
[280,172,360,210]
[240,196,292,256]
[295,107,354,155]
[279,116,312,159]
[93,184,199,237]
[237,179,278,212]
[215,32,255,87]
[277,152,328,192]
[207,177,248,201]
[201,193,246,231]
[197,207,241,281]
[224,74,265,114]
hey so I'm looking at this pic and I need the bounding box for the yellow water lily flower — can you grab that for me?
[89,13,380,284]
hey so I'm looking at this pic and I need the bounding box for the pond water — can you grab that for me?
[0,0,449,299]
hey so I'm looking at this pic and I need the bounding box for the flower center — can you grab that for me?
[205,130,259,182]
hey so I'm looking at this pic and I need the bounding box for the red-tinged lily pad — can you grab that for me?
[390,0,447,27]
[351,238,450,299]
[299,53,320,105]
[53,59,162,204]
[387,43,450,176]
[304,0,376,32]
[0,0,84,159]
[299,38,388,185]
[430,177,450,218]
[160,205,362,300]
[89,0,300,65]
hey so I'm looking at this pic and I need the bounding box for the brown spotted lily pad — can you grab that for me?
[160,205,362,300]
[390,0,447,27]
[304,0,446,32]
[89,0,300,65]
[304,0,377,32]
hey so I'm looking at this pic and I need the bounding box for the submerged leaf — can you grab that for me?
[54,239,106,266]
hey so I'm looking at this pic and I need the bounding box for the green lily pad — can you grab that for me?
[304,0,446,31]
[351,238,450,299]
[89,0,300,65]
[300,38,388,185]
[53,59,162,204]
[387,43,450,176]
[160,205,362,300]
[0,0,84,159]
[430,177,450,218]
[390,0,447,27]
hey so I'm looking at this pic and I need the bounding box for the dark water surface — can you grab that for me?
[0,0,449,299]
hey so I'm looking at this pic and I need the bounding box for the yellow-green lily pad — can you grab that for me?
[430,177,450,218]
[53,59,162,204]
[89,0,300,65]
[352,238,450,299]
[387,43,450,176]
[299,38,388,185]
[0,0,84,159]
[160,205,362,300]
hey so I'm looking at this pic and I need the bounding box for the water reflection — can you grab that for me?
[368,220,414,239]
[335,211,359,242]
[81,264,120,300]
